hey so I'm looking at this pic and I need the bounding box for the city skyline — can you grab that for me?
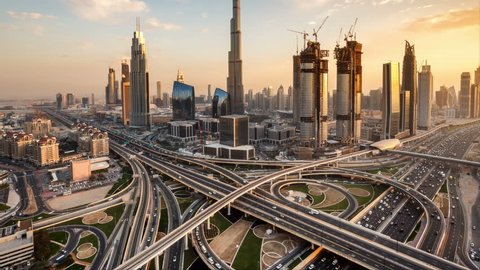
[0,0,478,100]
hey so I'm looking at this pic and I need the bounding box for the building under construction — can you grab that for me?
[299,41,329,147]
[335,38,363,144]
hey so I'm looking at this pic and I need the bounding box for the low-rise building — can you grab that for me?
[168,121,197,142]
[71,159,92,182]
[203,143,255,160]
[0,220,34,269]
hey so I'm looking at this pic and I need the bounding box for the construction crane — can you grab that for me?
[345,18,358,41]
[312,16,329,42]
[336,27,343,47]
[288,29,309,50]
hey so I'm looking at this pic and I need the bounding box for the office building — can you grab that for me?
[287,86,293,111]
[470,84,479,118]
[0,220,34,269]
[436,86,448,109]
[227,0,244,115]
[369,88,382,110]
[122,82,131,125]
[31,136,59,166]
[299,40,329,147]
[459,72,471,117]
[56,93,63,110]
[24,118,52,139]
[400,41,417,136]
[156,80,162,103]
[418,64,433,129]
[71,159,91,182]
[382,62,401,139]
[249,123,266,144]
[475,66,480,86]
[212,88,231,118]
[12,133,34,160]
[130,21,150,127]
[168,121,197,142]
[105,67,116,106]
[266,125,296,145]
[162,92,170,108]
[82,97,89,107]
[207,84,212,103]
[277,85,285,111]
[219,115,248,147]
[91,93,95,105]
[172,81,195,121]
[66,93,75,106]
[335,38,363,144]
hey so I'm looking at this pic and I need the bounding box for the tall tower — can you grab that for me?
[227,0,244,115]
[130,19,150,127]
[299,41,329,147]
[292,55,301,125]
[459,72,471,118]
[106,68,115,106]
[335,39,363,144]
[418,64,433,129]
[401,41,417,136]
[382,62,401,139]
[121,60,130,126]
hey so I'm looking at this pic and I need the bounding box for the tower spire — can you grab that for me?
[136,17,140,32]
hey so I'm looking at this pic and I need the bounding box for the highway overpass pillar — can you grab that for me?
[299,172,302,178]
[227,203,231,215]
[184,234,189,250]
[207,217,211,230]
[155,256,159,270]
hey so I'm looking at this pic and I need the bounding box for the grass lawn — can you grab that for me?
[51,204,125,238]
[232,230,262,270]
[183,239,198,270]
[283,183,325,205]
[49,231,69,245]
[0,203,10,211]
[407,222,421,242]
[440,181,448,193]
[178,198,194,214]
[339,183,375,206]
[319,198,349,212]
[159,208,169,233]
[106,166,133,196]
[49,242,62,258]
[76,232,99,263]
[210,212,232,233]
[66,263,85,270]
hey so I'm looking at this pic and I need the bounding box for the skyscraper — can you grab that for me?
[459,72,471,118]
[207,84,212,103]
[335,39,363,144]
[212,88,231,118]
[382,62,401,139]
[156,81,162,101]
[227,0,244,115]
[470,84,479,118]
[299,41,329,147]
[475,66,480,86]
[418,64,432,129]
[56,93,63,110]
[105,67,116,106]
[172,81,195,121]
[121,60,130,125]
[292,55,301,125]
[400,41,417,136]
[129,21,150,127]
[277,85,285,111]
[91,93,95,105]
[66,93,75,106]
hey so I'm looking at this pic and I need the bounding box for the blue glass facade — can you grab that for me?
[172,81,195,121]
[212,88,231,118]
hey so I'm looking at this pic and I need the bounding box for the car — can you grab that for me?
[276,263,283,269]
[274,217,280,221]
[321,257,326,262]
[173,256,177,262]
[308,264,315,269]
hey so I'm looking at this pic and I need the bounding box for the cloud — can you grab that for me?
[146,18,182,31]
[378,0,403,4]
[68,0,147,22]
[308,21,317,25]
[7,11,55,20]
[293,0,332,8]
[403,7,479,32]
[0,23,44,35]
[80,41,94,50]
[201,27,209,33]
[201,12,208,19]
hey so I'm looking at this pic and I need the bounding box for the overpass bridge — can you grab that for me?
[388,150,480,168]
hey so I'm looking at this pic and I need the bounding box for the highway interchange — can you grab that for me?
[4,108,479,270]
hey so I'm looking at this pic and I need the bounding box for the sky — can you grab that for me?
[0,0,478,101]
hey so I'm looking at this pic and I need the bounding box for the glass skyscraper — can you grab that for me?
[172,81,195,121]
[212,88,231,118]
